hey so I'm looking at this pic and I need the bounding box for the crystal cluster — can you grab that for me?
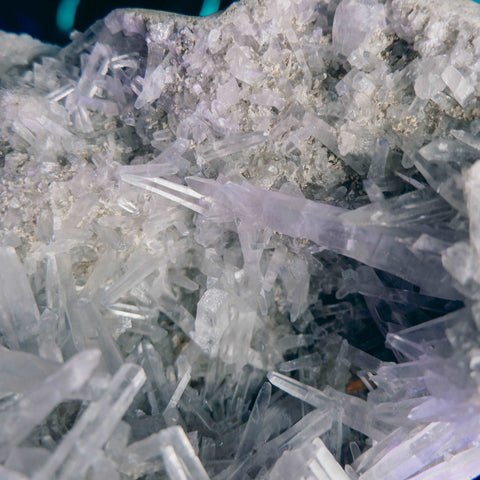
[1,0,480,478]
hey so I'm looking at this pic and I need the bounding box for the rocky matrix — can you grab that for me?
[1,0,480,478]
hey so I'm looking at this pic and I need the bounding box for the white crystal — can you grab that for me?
[440,65,474,107]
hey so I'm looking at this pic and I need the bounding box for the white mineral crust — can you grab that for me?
[1,0,480,478]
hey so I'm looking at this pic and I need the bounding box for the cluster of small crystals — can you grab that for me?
[2,0,480,478]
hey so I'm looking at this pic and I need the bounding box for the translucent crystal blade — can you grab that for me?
[32,363,146,480]
[0,247,40,352]
[0,350,101,461]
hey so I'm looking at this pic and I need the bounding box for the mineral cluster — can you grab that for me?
[1,0,480,478]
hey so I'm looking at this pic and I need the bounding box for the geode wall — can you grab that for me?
[1,0,480,478]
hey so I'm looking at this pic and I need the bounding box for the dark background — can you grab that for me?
[0,0,236,45]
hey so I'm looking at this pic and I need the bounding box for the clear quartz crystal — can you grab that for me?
[269,437,350,480]
[32,364,146,480]
[158,427,211,480]
[0,247,40,351]
[2,0,480,478]
[0,350,101,461]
